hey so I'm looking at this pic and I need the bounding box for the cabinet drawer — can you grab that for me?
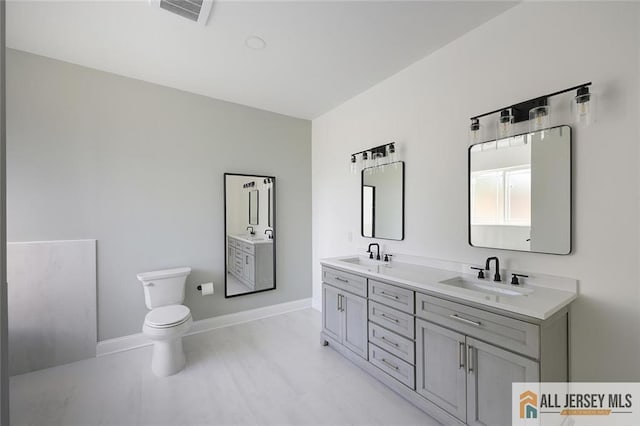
[228,238,238,248]
[369,280,414,314]
[369,301,414,339]
[322,267,367,297]
[369,344,415,389]
[416,293,540,359]
[241,243,255,255]
[369,322,415,365]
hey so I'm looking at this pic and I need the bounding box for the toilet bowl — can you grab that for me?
[137,267,192,377]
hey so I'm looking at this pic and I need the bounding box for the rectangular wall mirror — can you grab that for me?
[361,161,404,240]
[468,125,571,254]
[224,173,276,297]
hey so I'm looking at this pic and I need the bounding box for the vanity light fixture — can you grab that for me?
[469,82,592,142]
[572,86,596,126]
[349,142,398,174]
[261,178,273,190]
[242,181,256,190]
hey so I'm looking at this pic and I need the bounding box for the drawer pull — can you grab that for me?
[450,314,482,327]
[381,358,400,371]
[380,291,399,300]
[381,313,399,323]
[458,341,465,369]
[335,276,349,283]
[381,336,400,347]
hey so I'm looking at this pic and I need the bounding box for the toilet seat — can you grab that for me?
[145,305,191,329]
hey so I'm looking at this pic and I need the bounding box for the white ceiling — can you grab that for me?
[7,1,516,119]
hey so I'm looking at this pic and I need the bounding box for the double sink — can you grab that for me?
[339,256,532,298]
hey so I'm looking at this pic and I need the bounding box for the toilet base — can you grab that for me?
[151,338,186,377]
[143,316,192,377]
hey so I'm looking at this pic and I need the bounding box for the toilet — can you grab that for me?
[136,267,193,377]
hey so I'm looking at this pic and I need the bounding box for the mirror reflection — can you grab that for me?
[361,161,404,240]
[469,125,571,254]
[225,174,275,297]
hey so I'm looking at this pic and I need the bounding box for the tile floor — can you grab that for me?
[10,308,439,426]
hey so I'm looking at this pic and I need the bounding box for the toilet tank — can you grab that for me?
[136,267,191,309]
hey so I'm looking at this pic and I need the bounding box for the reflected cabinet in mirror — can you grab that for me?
[469,125,571,254]
[224,173,276,297]
[361,161,404,240]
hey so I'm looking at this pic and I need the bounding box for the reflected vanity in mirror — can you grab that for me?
[224,173,276,297]
[361,161,405,240]
[468,125,571,254]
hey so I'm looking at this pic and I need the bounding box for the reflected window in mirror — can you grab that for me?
[224,173,276,298]
[468,126,571,254]
[361,161,404,241]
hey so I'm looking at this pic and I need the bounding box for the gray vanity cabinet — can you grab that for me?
[466,337,539,426]
[322,283,368,359]
[320,264,569,426]
[416,319,467,421]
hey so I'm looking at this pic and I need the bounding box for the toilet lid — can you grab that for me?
[145,305,191,328]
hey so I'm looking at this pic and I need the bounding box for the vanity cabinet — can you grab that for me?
[320,264,569,426]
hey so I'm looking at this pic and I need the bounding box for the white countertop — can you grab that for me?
[320,255,577,320]
[229,234,273,245]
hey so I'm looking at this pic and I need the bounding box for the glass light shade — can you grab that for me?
[387,144,397,163]
[469,119,481,144]
[572,91,596,126]
[350,155,357,174]
[529,105,550,133]
[497,109,513,139]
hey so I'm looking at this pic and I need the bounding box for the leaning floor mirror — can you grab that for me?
[224,173,276,297]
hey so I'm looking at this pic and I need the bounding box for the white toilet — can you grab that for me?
[136,267,193,377]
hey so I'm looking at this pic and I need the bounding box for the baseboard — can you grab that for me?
[96,298,312,357]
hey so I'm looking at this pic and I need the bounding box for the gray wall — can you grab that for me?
[6,49,312,341]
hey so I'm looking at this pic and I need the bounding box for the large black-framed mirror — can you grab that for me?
[361,161,405,240]
[468,125,571,254]
[224,173,276,297]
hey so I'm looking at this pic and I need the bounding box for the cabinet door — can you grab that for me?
[466,337,539,426]
[322,284,342,342]
[416,319,467,422]
[342,292,368,359]
[228,245,235,270]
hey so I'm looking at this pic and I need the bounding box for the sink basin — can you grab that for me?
[439,277,533,297]
[339,256,385,267]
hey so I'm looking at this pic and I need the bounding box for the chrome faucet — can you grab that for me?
[485,256,501,282]
[264,229,273,239]
[246,226,255,235]
[367,243,381,260]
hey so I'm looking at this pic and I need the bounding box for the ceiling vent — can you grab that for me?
[149,0,214,25]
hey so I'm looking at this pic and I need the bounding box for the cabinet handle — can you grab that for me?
[381,358,400,371]
[381,336,400,347]
[340,294,344,312]
[337,293,341,311]
[467,345,474,374]
[380,290,399,300]
[449,314,482,327]
[459,342,465,370]
[381,313,399,323]
[246,255,248,265]
[335,276,349,283]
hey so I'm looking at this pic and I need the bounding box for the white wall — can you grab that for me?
[7,50,312,341]
[312,2,640,381]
